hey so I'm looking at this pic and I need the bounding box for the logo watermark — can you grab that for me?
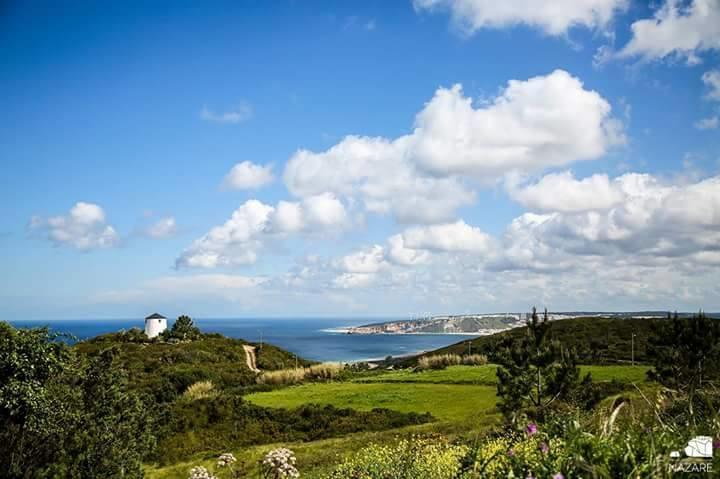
[669,436,714,474]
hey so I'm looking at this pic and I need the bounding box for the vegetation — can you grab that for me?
[162,315,201,341]
[5,310,719,478]
[0,322,154,479]
[324,436,468,479]
[155,395,432,466]
[647,311,720,395]
[496,307,585,420]
[257,363,344,386]
[417,353,488,370]
[358,364,649,385]
[247,382,500,424]
[416,315,667,365]
[74,331,311,402]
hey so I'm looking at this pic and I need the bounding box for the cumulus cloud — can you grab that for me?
[506,171,626,212]
[146,216,177,239]
[200,102,253,123]
[221,161,274,190]
[284,70,622,224]
[413,0,627,36]
[30,202,119,250]
[401,220,495,254]
[499,174,720,269]
[616,0,720,63]
[176,194,348,268]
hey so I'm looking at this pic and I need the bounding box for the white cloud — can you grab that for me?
[200,102,253,123]
[695,116,719,130]
[30,202,119,250]
[176,195,348,268]
[702,70,720,101]
[507,171,626,212]
[146,216,177,239]
[401,220,495,254]
[336,245,387,274]
[284,70,622,224]
[221,161,274,190]
[617,0,720,63]
[413,0,627,36]
[499,174,720,267]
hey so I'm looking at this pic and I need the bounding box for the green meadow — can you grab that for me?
[147,363,650,478]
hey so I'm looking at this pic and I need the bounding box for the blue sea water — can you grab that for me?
[7,318,478,362]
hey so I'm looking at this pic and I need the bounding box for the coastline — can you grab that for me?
[320,327,501,337]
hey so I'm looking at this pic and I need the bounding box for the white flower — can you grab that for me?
[188,466,218,479]
[217,452,237,467]
[261,448,299,478]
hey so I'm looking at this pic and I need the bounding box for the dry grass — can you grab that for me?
[182,380,217,400]
[257,363,344,385]
[418,354,488,370]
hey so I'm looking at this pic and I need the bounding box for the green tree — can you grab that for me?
[648,310,720,397]
[0,322,155,478]
[495,307,582,421]
[167,315,201,341]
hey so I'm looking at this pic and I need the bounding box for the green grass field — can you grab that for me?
[246,382,498,423]
[357,364,650,385]
[147,364,650,478]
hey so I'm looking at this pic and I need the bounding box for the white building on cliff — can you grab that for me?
[144,312,167,339]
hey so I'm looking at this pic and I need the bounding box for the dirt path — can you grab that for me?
[243,344,260,373]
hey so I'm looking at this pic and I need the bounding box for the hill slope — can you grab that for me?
[408,316,665,365]
[74,332,312,402]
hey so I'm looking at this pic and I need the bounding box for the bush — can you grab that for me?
[182,380,217,401]
[257,363,343,385]
[417,354,463,370]
[155,396,432,465]
[325,436,468,479]
[462,354,488,366]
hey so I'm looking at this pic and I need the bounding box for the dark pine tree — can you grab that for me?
[168,315,201,341]
[648,310,720,398]
[495,307,582,421]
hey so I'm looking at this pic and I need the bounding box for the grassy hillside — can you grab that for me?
[410,316,664,365]
[74,332,313,402]
[357,364,650,385]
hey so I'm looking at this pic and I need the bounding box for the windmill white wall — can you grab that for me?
[144,313,167,338]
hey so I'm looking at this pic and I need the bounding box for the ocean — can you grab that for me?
[7,317,479,362]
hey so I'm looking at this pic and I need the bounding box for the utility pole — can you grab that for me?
[631,332,636,366]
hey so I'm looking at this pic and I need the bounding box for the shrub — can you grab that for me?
[417,354,463,370]
[462,354,488,366]
[257,363,343,385]
[182,380,217,401]
[325,436,468,479]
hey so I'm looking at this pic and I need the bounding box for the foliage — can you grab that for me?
[154,394,432,465]
[467,390,720,478]
[165,315,202,341]
[417,353,488,370]
[647,311,720,396]
[75,333,309,403]
[495,308,584,421]
[324,437,469,479]
[182,380,217,401]
[417,315,668,366]
[258,363,344,385]
[0,322,154,479]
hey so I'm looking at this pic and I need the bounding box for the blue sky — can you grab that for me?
[2,0,719,319]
